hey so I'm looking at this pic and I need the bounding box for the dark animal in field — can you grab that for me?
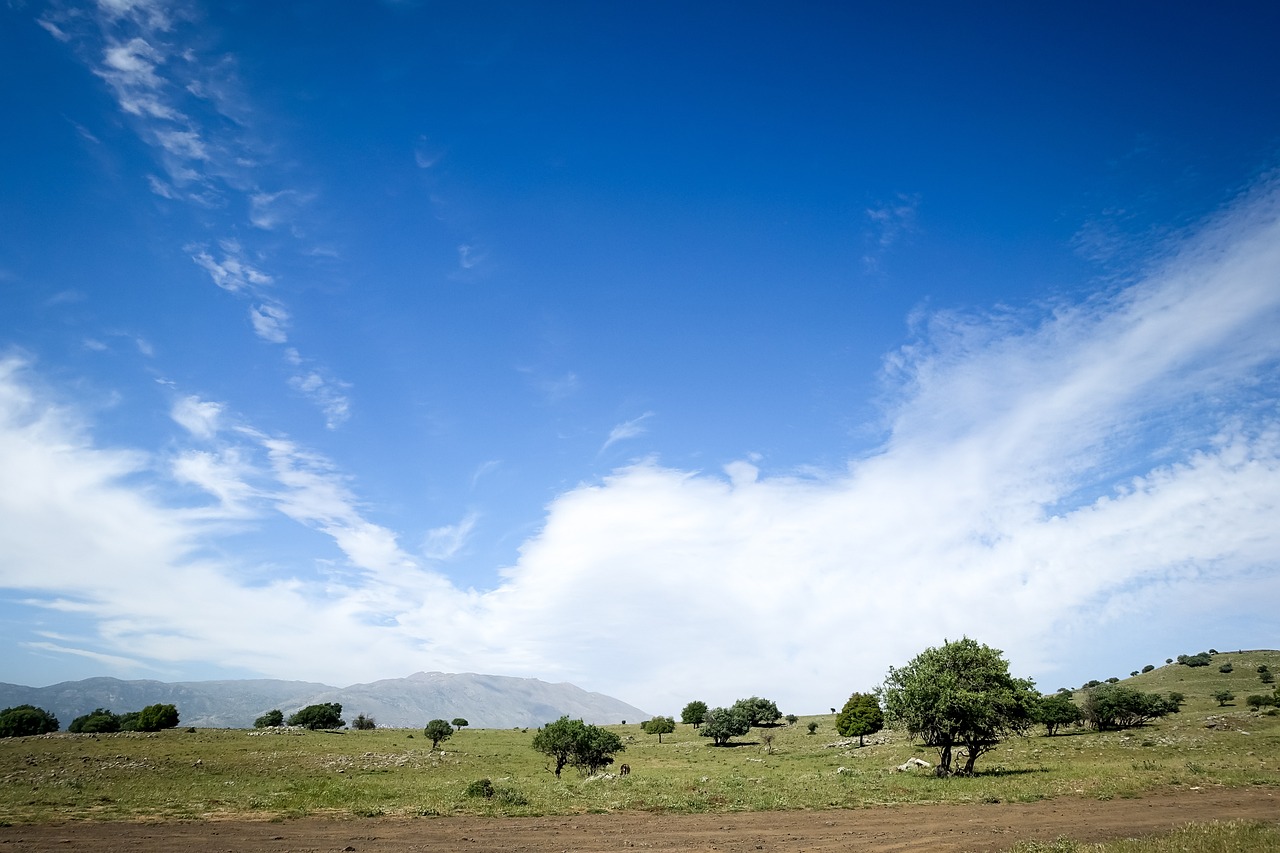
[619,764,630,776]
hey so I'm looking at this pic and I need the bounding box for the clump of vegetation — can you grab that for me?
[1033,693,1082,735]
[1080,686,1176,730]
[0,705,59,737]
[254,709,284,728]
[1213,690,1234,706]
[350,713,376,730]
[463,777,494,798]
[1219,662,1234,673]
[1141,664,1155,673]
[731,696,783,727]
[451,718,469,729]
[287,703,344,730]
[68,704,179,733]
[1177,652,1212,667]
[699,706,751,746]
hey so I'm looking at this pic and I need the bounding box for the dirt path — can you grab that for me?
[1,788,1276,852]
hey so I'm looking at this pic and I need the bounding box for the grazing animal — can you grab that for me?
[619,764,630,776]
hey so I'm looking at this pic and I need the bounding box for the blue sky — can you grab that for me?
[2,0,1279,716]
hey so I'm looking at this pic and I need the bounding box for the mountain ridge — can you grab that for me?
[0,672,649,729]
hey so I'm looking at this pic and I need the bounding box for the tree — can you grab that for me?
[1246,694,1278,709]
[834,692,884,746]
[1080,685,1176,730]
[351,713,376,730]
[1032,693,1082,736]
[1177,653,1211,667]
[0,705,59,737]
[731,696,782,727]
[424,719,453,749]
[643,715,676,743]
[254,709,284,728]
[1262,671,1276,685]
[880,638,1039,777]
[1142,664,1155,673]
[806,721,818,734]
[531,716,624,777]
[699,706,751,746]
[785,714,798,725]
[287,702,344,730]
[69,708,121,734]
[126,703,179,732]
[452,718,469,729]
[681,700,708,728]
[1214,690,1235,706]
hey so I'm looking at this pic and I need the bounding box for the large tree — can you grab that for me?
[531,716,625,778]
[0,705,59,737]
[834,692,883,746]
[880,638,1038,776]
[1032,693,1082,735]
[731,696,782,727]
[287,702,345,730]
[680,700,708,728]
[699,705,751,746]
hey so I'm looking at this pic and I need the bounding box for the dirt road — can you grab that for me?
[1,787,1275,852]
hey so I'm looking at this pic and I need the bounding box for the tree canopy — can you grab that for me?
[69,708,122,734]
[680,700,707,728]
[531,716,625,777]
[699,705,751,746]
[643,715,676,743]
[424,719,454,748]
[834,692,884,746]
[880,637,1038,776]
[287,702,345,730]
[1080,685,1177,730]
[0,705,60,737]
[731,696,782,727]
[254,709,284,728]
[1032,693,1082,735]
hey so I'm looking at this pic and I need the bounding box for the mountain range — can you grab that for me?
[0,672,650,729]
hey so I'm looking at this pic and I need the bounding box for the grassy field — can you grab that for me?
[1,651,1277,825]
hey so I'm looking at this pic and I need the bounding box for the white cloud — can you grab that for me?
[190,245,273,293]
[601,412,654,452]
[170,395,223,439]
[288,371,351,430]
[1,180,1279,710]
[249,301,290,344]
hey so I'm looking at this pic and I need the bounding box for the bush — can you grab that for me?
[0,705,60,737]
[464,778,495,798]
[351,713,376,730]
[69,708,121,733]
[1032,694,1082,736]
[1081,685,1176,729]
[1219,662,1234,673]
[134,704,179,732]
[1177,653,1212,667]
[806,721,818,734]
[1142,664,1155,673]
[1262,671,1276,685]
[1246,694,1279,709]
[287,703,344,730]
[1214,690,1234,706]
[254,709,284,728]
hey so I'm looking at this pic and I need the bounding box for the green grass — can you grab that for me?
[1010,821,1280,852]
[1,651,1277,824]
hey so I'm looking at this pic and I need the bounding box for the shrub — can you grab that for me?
[0,705,59,737]
[1246,694,1279,709]
[254,709,284,728]
[1105,677,1120,683]
[1261,671,1276,685]
[806,721,818,734]
[494,786,529,806]
[785,714,799,725]
[351,713,376,730]
[1142,664,1155,673]
[1177,653,1212,667]
[1219,662,1234,673]
[69,708,120,733]
[464,778,495,798]
[1213,690,1234,706]
[134,704,179,732]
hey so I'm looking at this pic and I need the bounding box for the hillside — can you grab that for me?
[0,672,650,729]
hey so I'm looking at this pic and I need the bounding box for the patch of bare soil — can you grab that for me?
[1,788,1276,852]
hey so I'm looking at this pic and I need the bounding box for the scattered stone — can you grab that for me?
[896,757,932,772]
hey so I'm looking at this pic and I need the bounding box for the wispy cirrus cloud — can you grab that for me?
[601,411,654,453]
[37,0,352,429]
[2,177,1279,709]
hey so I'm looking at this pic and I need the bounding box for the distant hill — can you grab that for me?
[0,672,650,729]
